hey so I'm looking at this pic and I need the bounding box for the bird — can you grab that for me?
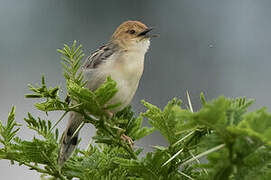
[58,20,155,166]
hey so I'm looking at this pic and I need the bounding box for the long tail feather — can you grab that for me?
[58,112,83,166]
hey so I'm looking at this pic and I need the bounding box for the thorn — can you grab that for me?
[162,148,183,167]
[71,122,85,139]
[186,90,194,112]
[181,144,225,166]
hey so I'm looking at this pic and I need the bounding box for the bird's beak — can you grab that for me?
[138,27,158,38]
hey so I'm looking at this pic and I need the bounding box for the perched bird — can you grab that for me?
[58,20,155,166]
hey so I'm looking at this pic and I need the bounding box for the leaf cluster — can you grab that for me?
[1,41,271,180]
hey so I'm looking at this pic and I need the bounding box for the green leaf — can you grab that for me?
[142,98,187,145]
[228,108,271,145]
[0,106,20,146]
[94,76,118,107]
[67,80,102,115]
[24,113,58,140]
[58,40,86,87]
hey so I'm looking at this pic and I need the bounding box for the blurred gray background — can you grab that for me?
[1,0,271,179]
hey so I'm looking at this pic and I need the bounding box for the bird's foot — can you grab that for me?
[120,134,134,148]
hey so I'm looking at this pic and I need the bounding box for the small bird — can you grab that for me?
[58,20,155,166]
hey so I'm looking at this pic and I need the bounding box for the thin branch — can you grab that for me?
[51,111,68,130]
[121,142,138,160]
[22,162,48,174]
[40,151,68,180]
[102,120,138,160]
[23,162,67,180]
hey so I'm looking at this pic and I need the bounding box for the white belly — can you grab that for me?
[106,51,145,112]
[84,50,145,113]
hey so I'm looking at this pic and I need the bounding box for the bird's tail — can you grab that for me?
[58,112,83,166]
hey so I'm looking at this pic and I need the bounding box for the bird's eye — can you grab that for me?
[128,30,136,34]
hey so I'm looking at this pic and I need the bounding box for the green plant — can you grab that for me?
[1,41,271,180]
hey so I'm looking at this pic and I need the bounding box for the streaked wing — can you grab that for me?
[82,42,118,69]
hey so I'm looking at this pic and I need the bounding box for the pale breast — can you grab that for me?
[83,40,149,112]
[104,51,145,112]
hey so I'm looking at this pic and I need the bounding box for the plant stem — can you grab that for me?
[100,118,138,160]
[122,142,138,160]
[22,162,49,174]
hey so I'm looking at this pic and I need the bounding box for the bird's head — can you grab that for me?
[111,21,155,52]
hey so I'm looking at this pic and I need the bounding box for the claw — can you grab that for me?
[121,134,134,148]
